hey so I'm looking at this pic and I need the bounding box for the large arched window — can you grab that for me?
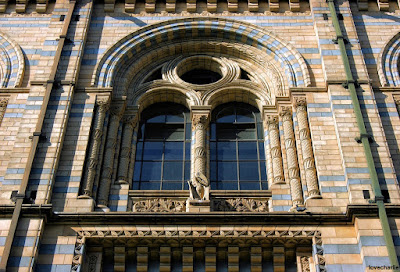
[133,103,191,190]
[210,103,267,190]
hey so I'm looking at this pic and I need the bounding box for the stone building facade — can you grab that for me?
[0,0,400,271]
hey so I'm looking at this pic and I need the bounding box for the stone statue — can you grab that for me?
[188,172,210,200]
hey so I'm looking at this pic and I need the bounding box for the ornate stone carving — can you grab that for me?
[97,102,125,207]
[133,199,186,212]
[300,256,311,272]
[188,113,210,201]
[265,115,285,184]
[213,198,268,212]
[0,97,8,126]
[295,97,321,199]
[88,255,98,272]
[116,112,138,185]
[80,97,109,198]
[280,106,304,208]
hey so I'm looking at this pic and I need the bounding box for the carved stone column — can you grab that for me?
[0,97,8,126]
[80,96,109,198]
[265,115,285,184]
[295,97,321,199]
[280,107,304,208]
[97,102,125,208]
[395,97,400,115]
[116,110,138,185]
[187,107,211,212]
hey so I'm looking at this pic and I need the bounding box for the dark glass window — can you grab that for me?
[210,103,267,190]
[133,103,191,190]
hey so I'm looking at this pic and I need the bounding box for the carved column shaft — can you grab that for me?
[117,113,138,184]
[266,115,285,184]
[295,98,320,199]
[80,98,109,198]
[192,114,209,177]
[281,107,304,207]
[97,105,123,207]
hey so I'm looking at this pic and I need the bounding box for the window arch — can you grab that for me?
[210,103,267,190]
[132,103,191,190]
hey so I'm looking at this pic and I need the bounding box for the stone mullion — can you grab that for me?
[193,114,209,180]
[273,246,285,272]
[182,246,193,271]
[251,247,262,272]
[93,113,109,200]
[137,246,148,272]
[266,115,285,184]
[228,246,239,272]
[205,246,216,272]
[295,98,321,199]
[114,246,126,272]
[80,97,109,198]
[117,112,138,185]
[160,246,171,271]
[112,122,123,183]
[97,104,124,208]
[280,107,304,208]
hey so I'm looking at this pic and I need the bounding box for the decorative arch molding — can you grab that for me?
[378,32,400,87]
[0,31,24,88]
[92,17,310,91]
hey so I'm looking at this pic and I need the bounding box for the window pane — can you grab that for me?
[166,114,184,123]
[184,162,191,180]
[218,181,238,190]
[260,161,267,181]
[185,123,192,140]
[165,126,184,140]
[236,108,254,123]
[163,162,183,181]
[262,182,268,190]
[210,161,217,181]
[185,142,191,160]
[162,182,182,190]
[142,142,163,160]
[257,123,264,139]
[217,108,235,123]
[133,161,141,181]
[141,162,161,180]
[217,142,236,160]
[240,181,261,190]
[259,142,265,160]
[135,142,143,159]
[140,181,161,190]
[239,162,259,181]
[238,142,258,160]
[164,142,183,160]
[147,115,165,123]
[210,142,216,161]
[217,126,236,139]
[218,162,237,181]
[210,123,216,140]
[236,128,256,140]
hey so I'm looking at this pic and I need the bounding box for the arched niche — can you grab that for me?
[0,31,24,88]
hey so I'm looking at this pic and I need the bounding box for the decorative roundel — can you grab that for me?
[163,55,240,91]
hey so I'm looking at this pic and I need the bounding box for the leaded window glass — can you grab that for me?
[210,103,267,190]
[133,103,191,190]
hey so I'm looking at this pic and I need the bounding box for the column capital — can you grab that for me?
[294,96,307,108]
[123,108,139,126]
[0,97,8,108]
[264,114,279,126]
[279,106,292,118]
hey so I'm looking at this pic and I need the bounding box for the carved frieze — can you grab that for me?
[133,199,186,212]
[213,198,268,212]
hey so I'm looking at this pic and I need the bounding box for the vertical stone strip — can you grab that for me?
[295,97,321,199]
[80,96,109,198]
[160,246,171,272]
[205,246,216,272]
[273,246,285,272]
[190,110,211,200]
[265,115,285,184]
[395,98,400,115]
[280,106,304,208]
[137,246,148,272]
[114,246,125,272]
[228,246,239,272]
[0,97,8,126]
[117,110,138,185]
[182,246,193,271]
[97,102,124,208]
[251,247,262,272]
